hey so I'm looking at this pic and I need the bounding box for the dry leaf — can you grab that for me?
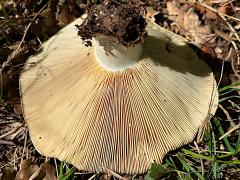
[57,5,75,27]
[15,160,57,180]
[1,167,15,180]
[218,4,231,15]
[15,159,39,180]
[14,103,22,115]
[0,122,22,139]
[40,163,57,180]
[167,2,215,46]
[146,7,158,19]
[194,3,218,20]
[41,8,58,36]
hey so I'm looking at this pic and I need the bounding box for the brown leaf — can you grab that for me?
[201,44,216,58]
[218,4,231,15]
[1,167,15,180]
[40,163,57,180]
[15,160,57,180]
[167,2,215,46]
[41,8,58,36]
[14,102,22,115]
[146,7,158,19]
[15,159,39,180]
[57,5,75,28]
[194,3,218,20]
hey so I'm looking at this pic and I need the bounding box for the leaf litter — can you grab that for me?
[0,0,239,179]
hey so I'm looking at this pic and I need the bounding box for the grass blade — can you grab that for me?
[181,148,214,161]
[176,154,205,180]
[213,118,235,152]
[218,82,240,92]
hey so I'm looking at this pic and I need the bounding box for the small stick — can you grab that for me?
[88,174,97,180]
[194,141,205,177]
[0,123,24,139]
[104,168,128,180]
[198,2,240,22]
[0,109,21,119]
[219,104,236,127]
[219,123,240,140]
[20,129,28,164]
[0,0,51,74]
[13,147,18,168]
[54,158,59,177]
[0,139,15,145]
[197,2,240,65]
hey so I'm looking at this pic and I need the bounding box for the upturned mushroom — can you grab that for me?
[20,0,218,175]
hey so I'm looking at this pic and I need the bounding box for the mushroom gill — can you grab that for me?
[20,16,218,174]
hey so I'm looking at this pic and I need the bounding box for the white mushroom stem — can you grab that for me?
[94,36,143,72]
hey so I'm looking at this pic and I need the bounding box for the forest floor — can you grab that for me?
[0,0,239,179]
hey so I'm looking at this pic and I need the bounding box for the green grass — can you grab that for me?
[0,0,8,18]
[58,161,76,180]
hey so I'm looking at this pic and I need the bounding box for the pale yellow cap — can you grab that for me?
[20,17,218,174]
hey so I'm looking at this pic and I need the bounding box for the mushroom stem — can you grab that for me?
[94,36,143,72]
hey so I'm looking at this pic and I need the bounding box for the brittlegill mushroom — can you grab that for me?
[20,0,218,175]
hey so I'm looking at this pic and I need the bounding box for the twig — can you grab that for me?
[0,123,24,139]
[228,100,240,110]
[0,1,50,74]
[104,168,128,180]
[198,2,240,22]
[219,15,240,65]
[211,0,234,4]
[88,174,97,180]
[219,104,236,127]
[13,147,18,168]
[29,168,41,180]
[0,139,15,145]
[221,13,240,23]
[0,147,36,169]
[0,109,21,119]
[219,123,240,140]
[217,54,225,88]
[20,129,28,164]
[198,2,240,65]
[54,158,59,177]
[194,141,205,177]
[231,52,240,79]
[225,47,233,61]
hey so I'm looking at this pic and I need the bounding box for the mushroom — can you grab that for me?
[20,1,218,175]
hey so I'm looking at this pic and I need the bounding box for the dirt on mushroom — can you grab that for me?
[76,0,147,47]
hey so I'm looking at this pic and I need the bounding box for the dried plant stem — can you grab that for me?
[194,141,205,177]
[219,123,240,140]
[198,2,240,65]
[0,123,24,139]
[0,0,51,74]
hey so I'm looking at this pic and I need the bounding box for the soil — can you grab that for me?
[76,0,147,46]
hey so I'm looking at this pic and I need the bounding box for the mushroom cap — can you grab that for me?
[20,17,218,174]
